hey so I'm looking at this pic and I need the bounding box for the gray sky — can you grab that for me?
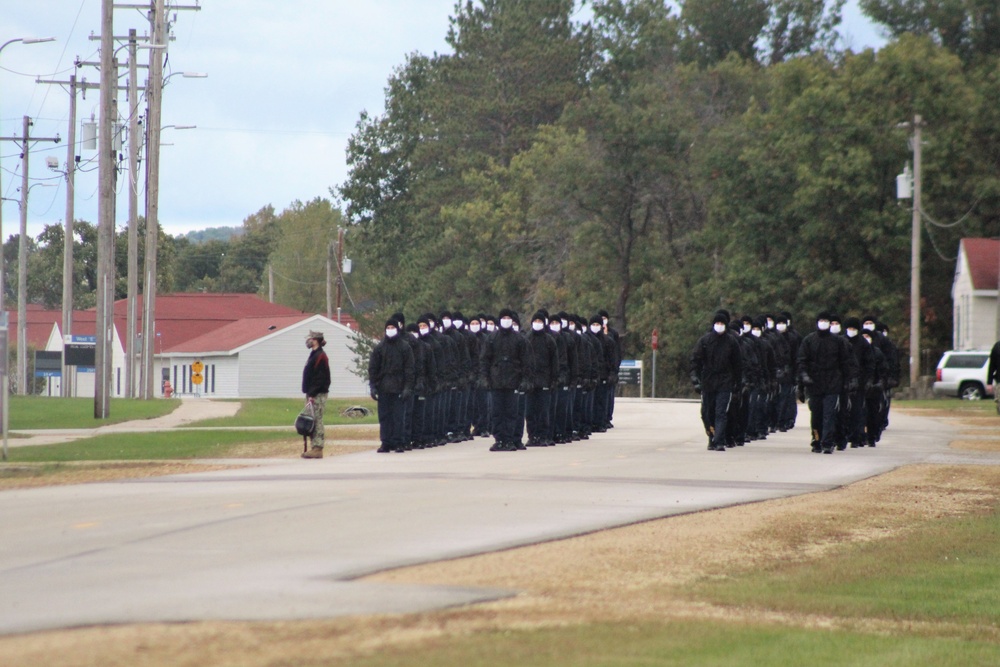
[2,1,886,239]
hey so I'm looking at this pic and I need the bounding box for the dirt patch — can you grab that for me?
[2,414,1000,666]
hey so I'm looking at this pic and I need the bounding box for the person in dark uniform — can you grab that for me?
[301,330,331,459]
[480,308,530,451]
[797,312,858,454]
[690,313,743,452]
[369,319,415,453]
[524,311,558,446]
[843,317,876,449]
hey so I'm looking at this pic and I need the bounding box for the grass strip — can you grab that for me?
[182,397,378,427]
[8,397,180,430]
[4,429,294,462]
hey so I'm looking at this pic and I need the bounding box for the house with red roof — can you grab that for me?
[21,293,366,398]
[952,238,999,350]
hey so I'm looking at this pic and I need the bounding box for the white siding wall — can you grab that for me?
[163,356,240,398]
[238,317,368,398]
[971,295,998,350]
[952,245,999,351]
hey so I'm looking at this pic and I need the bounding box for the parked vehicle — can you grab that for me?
[932,350,994,400]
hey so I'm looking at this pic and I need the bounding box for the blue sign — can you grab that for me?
[76,366,96,374]
[35,370,62,378]
[72,335,97,344]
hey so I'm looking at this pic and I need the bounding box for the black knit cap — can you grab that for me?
[829,313,842,325]
[713,313,730,325]
[385,318,398,328]
[817,311,832,322]
[532,310,547,323]
[845,317,861,330]
[453,310,465,322]
[405,323,418,333]
[498,307,515,319]
[391,312,405,327]
[589,315,604,326]
[439,310,452,320]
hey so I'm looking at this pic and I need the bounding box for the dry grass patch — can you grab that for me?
[0,462,238,491]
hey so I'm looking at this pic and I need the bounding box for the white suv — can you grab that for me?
[932,350,994,400]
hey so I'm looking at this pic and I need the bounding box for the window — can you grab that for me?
[945,354,988,369]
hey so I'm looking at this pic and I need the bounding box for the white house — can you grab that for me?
[951,238,999,350]
[161,313,368,398]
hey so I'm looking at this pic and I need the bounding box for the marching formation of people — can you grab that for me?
[368,310,623,453]
[689,310,899,454]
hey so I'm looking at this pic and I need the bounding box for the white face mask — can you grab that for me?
[741,324,751,334]
[441,318,452,329]
[500,318,512,329]
[385,328,398,338]
[776,323,787,333]
[713,323,726,334]
[419,326,429,336]
[751,328,762,337]
[590,324,602,334]
[830,324,842,335]
[532,321,544,332]
[766,319,775,329]
[863,322,875,331]
[817,321,830,331]
[549,323,561,334]
[846,328,858,338]
[486,323,496,332]
[512,324,520,332]
[454,320,463,329]
[560,319,568,328]
[470,323,481,333]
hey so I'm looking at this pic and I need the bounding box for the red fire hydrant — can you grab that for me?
[162,380,173,398]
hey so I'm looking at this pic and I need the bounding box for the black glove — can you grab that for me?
[799,371,814,386]
[797,384,806,404]
[401,389,412,400]
[369,386,378,401]
[518,381,530,394]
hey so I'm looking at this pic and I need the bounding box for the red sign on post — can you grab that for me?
[651,328,659,350]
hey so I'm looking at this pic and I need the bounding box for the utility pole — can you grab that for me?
[126,29,140,398]
[95,0,115,418]
[909,115,923,389]
[36,70,83,397]
[63,75,78,397]
[326,241,333,319]
[141,0,166,400]
[336,226,344,323]
[268,264,274,303]
[12,116,61,395]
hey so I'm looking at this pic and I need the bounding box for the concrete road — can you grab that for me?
[0,399,983,635]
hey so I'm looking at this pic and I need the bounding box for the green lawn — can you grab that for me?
[347,621,1000,667]
[8,396,180,430]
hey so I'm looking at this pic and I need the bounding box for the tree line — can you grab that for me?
[9,0,1000,395]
